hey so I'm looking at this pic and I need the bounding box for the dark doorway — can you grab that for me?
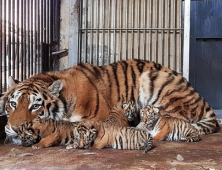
[189,0,222,118]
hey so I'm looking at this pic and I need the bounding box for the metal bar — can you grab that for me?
[96,0,99,65]
[3,0,7,91]
[179,0,182,73]
[137,0,140,59]
[47,0,50,70]
[161,0,164,65]
[148,0,152,61]
[50,0,53,70]
[16,0,20,79]
[79,28,183,30]
[131,0,134,60]
[119,0,122,60]
[78,0,82,62]
[23,1,27,79]
[101,0,104,65]
[166,0,169,67]
[143,0,146,60]
[30,0,34,75]
[173,0,176,70]
[21,0,24,80]
[107,0,110,64]
[90,0,93,64]
[12,0,15,78]
[0,0,2,92]
[125,0,128,60]
[43,0,47,71]
[37,0,40,74]
[27,0,30,77]
[155,0,158,62]
[113,0,116,62]
[34,0,37,74]
[83,0,87,63]
[8,0,12,78]
[183,0,191,80]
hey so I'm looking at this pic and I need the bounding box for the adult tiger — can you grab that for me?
[0,59,220,145]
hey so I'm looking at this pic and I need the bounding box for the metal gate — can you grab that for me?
[78,0,183,72]
[0,0,60,93]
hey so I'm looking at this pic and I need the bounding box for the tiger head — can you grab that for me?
[140,105,160,128]
[17,118,44,147]
[0,76,65,145]
[75,121,97,149]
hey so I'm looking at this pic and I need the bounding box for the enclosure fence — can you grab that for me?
[78,0,183,73]
[0,0,60,93]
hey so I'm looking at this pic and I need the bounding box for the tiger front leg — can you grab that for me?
[32,133,59,149]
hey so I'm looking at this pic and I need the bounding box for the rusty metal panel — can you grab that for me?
[79,0,183,72]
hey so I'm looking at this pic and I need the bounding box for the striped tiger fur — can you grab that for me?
[0,59,219,145]
[67,120,153,153]
[17,118,79,149]
[138,105,201,142]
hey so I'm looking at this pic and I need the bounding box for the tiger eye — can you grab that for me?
[10,101,16,107]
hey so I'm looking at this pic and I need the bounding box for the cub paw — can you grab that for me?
[122,100,136,121]
[181,136,201,142]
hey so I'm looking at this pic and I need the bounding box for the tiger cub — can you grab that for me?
[67,101,153,153]
[67,121,153,153]
[138,105,201,142]
[105,100,136,127]
[17,118,80,149]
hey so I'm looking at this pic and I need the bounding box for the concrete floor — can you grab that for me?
[0,126,222,170]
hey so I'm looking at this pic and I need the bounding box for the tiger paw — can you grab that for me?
[32,144,43,149]
[181,136,201,142]
[122,100,136,121]
[66,143,79,149]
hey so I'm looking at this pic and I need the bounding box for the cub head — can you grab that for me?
[17,118,44,147]
[0,76,65,145]
[140,105,160,128]
[75,121,97,149]
[122,100,136,121]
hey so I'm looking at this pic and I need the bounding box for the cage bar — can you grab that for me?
[0,0,60,93]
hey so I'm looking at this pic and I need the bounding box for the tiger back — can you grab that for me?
[18,118,79,149]
[139,105,201,142]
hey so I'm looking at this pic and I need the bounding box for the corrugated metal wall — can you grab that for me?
[0,0,60,93]
[78,0,183,73]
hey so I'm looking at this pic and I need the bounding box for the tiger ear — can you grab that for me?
[8,76,20,89]
[48,80,63,97]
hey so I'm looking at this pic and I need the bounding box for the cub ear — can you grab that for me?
[153,107,160,113]
[8,76,20,89]
[90,127,97,134]
[122,103,128,110]
[48,80,63,97]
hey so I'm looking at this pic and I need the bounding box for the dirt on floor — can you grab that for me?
[0,126,222,170]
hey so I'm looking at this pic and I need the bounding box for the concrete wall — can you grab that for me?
[59,0,70,70]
